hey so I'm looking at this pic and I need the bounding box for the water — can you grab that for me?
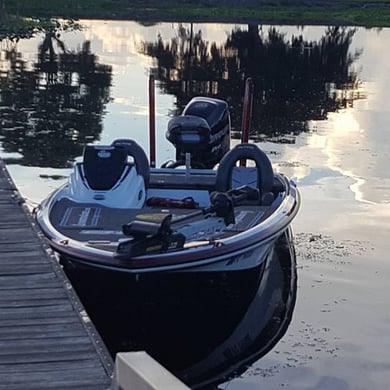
[1,21,390,389]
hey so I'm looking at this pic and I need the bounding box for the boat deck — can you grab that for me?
[0,161,113,389]
[49,197,268,246]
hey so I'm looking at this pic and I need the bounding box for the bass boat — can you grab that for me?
[35,97,300,275]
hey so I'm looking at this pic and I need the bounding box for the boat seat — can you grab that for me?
[111,139,150,187]
[215,143,275,205]
[83,145,129,191]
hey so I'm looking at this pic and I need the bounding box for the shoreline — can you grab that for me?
[2,1,390,29]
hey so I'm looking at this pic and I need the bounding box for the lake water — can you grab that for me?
[1,21,390,389]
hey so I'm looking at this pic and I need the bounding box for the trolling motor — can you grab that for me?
[116,186,260,258]
[116,194,233,258]
[164,97,231,169]
[118,214,186,258]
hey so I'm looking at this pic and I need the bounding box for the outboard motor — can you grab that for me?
[165,97,230,169]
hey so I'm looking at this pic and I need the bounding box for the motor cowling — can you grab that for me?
[166,97,231,169]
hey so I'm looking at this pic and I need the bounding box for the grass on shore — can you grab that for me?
[3,0,390,28]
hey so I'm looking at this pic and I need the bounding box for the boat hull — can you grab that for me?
[59,228,297,389]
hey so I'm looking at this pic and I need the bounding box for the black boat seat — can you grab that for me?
[215,143,275,205]
[83,145,129,191]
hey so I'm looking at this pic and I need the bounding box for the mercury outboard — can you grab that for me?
[165,97,231,169]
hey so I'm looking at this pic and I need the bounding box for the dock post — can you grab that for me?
[111,351,191,390]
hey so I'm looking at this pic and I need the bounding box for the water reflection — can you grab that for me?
[0,25,365,169]
[141,25,364,140]
[61,229,297,389]
[0,33,112,168]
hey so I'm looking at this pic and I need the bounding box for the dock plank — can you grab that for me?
[0,263,54,275]
[0,161,113,389]
[0,350,100,365]
[0,287,67,299]
[0,359,104,373]
[0,322,86,339]
[0,273,59,290]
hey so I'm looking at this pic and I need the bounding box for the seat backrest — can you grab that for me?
[83,145,128,190]
[215,143,275,204]
[111,139,150,187]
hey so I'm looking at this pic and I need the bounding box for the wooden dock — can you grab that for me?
[0,160,113,389]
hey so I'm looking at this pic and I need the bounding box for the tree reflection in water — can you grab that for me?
[0,32,112,167]
[0,25,364,168]
[141,25,364,142]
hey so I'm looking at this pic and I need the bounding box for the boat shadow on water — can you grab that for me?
[61,227,297,389]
